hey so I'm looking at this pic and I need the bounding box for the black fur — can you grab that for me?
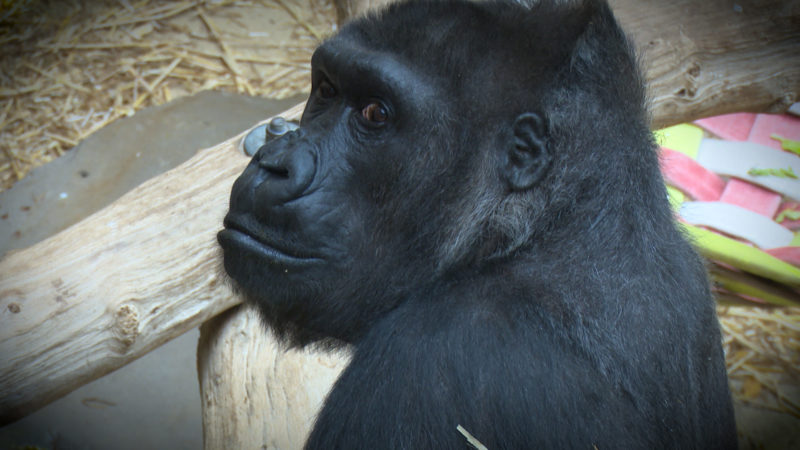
[218,0,737,448]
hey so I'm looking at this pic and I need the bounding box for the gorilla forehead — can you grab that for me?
[338,0,581,74]
[311,39,437,102]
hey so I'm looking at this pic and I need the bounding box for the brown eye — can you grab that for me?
[317,80,336,99]
[361,102,388,123]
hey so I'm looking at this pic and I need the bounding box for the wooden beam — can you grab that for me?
[612,0,800,127]
[197,305,348,449]
[0,103,304,424]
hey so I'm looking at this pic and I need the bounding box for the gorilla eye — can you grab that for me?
[317,80,336,99]
[361,102,389,124]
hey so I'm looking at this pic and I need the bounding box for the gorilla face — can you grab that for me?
[219,42,435,344]
[218,27,552,345]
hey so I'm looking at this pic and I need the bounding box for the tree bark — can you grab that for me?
[197,305,348,450]
[612,0,800,127]
[0,104,304,424]
[0,143,240,424]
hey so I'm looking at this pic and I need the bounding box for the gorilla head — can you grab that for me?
[218,0,736,448]
[219,0,644,345]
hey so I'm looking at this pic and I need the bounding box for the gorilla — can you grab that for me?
[218,0,737,448]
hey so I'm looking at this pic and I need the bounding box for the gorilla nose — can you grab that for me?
[254,134,317,206]
[259,154,291,178]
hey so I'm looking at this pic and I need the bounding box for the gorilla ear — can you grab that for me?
[502,112,550,191]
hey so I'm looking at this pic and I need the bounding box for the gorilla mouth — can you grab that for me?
[219,219,323,266]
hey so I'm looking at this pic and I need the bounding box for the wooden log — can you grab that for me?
[0,104,304,424]
[612,0,800,127]
[197,305,348,449]
[333,0,800,128]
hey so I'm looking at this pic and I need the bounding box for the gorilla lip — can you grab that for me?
[218,224,322,266]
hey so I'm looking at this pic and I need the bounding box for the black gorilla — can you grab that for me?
[218,0,737,448]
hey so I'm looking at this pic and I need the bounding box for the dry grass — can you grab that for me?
[719,305,800,418]
[0,0,335,191]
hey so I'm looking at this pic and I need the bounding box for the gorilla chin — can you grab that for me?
[218,215,327,296]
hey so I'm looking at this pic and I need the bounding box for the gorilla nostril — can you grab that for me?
[266,165,290,179]
[259,157,290,179]
[254,146,316,206]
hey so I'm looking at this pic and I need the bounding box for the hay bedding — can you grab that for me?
[0,0,334,191]
[0,0,797,429]
[719,305,799,418]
